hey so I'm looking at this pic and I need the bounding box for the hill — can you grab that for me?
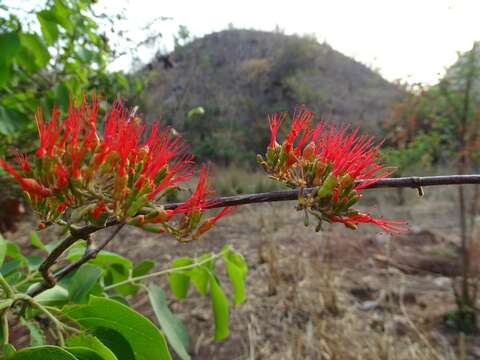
[141,29,405,165]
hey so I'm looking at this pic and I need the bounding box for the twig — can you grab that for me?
[51,224,125,282]
[28,220,121,297]
[104,246,226,291]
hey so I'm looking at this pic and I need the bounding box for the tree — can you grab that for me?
[384,43,480,332]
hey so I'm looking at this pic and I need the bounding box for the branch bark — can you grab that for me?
[163,175,480,210]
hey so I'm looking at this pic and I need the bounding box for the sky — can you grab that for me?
[98,0,480,86]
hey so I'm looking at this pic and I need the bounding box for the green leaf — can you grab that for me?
[21,319,46,346]
[45,239,63,254]
[7,345,78,359]
[209,274,229,341]
[37,10,60,45]
[0,106,15,135]
[67,249,132,271]
[69,264,103,303]
[64,296,172,360]
[54,82,70,112]
[148,285,190,360]
[2,344,16,356]
[223,249,248,305]
[0,234,7,266]
[0,32,20,87]
[105,264,138,296]
[17,33,50,71]
[25,256,43,271]
[35,285,69,306]
[0,260,22,277]
[66,347,109,360]
[0,32,20,60]
[66,335,117,360]
[187,106,205,119]
[168,257,193,299]
[52,0,74,34]
[132,260,155,277]
[5,241,23,260]
[91,328,134,360]
[0,60,11,88]
[189,266,209,296]
[30,231,47,252]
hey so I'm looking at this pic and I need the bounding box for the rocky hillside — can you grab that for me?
[141,29,405,165]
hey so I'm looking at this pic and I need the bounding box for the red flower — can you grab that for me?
[91,202,106,219]
[0,159,50,197]
[284,107,313,152]
[194,206,236,239]
[175,165,211,213]
[1,96,235,240]
[13,150,31,172]
[268,113,284,148]
[260,108,405,234]
[331,213,406,234]
[35,108,62,158]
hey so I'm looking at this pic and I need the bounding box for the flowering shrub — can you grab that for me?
[0,98,245,360]
[257,108,406,233]
[0,97,233,242]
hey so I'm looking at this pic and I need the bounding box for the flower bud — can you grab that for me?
[302,141,316,161]
[316,174,337,199]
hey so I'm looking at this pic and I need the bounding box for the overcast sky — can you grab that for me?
[99,0,480,86]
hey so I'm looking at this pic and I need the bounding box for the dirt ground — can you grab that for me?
[7,186,480,359]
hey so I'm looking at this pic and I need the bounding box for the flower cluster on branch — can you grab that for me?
[257,108,406,233]
[0,97,233,241]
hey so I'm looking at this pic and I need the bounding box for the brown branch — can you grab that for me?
[57,224,125,279]
[28,174,480,297]
[28,219,119,297]
[163,174,480,210]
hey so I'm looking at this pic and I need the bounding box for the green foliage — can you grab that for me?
[385,42,480,168]
[148,285,190,360]
[64,297,172,360]
[68,264,103,303]
[66,335,118,360]
[6,346,78,359]
[0,227,247,359]
[382,133,441,175]
[445,306,477,333]
[0,0,143,156]
[209,273,230,341]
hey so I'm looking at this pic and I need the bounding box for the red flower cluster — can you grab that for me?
[0,97,233,241]
[258,108,406,234]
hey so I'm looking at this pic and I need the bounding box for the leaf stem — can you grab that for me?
[15,294,67,346]
[105,247,229,291]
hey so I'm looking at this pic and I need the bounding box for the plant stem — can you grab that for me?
[0,274,14,299]
[15,294,67,346]
[105,248,228,291]
[163,175,480,210]
[1,312,8,346]
[28,220,121,297]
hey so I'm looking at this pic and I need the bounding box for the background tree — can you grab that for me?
[0,0,145,157]
[384,43,480,332]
